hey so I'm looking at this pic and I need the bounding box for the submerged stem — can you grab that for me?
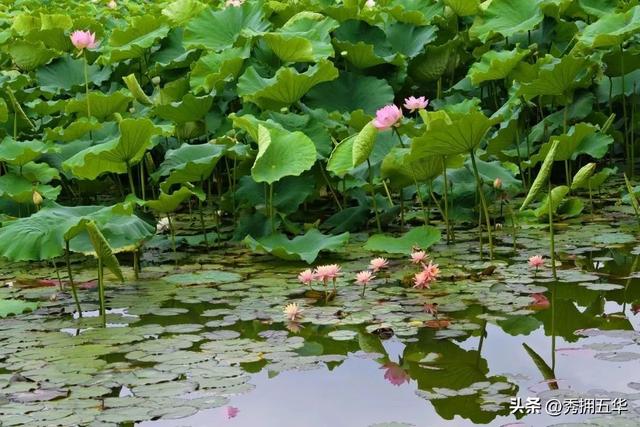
[65,241,82,317]
[367,159,382,233]
[548,178,557,279]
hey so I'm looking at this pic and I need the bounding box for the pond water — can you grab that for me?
[1,212,640,427]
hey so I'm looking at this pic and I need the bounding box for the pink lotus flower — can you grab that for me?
[298,269,315,286]
[314,264,342,282]
[410,250,428,265]
[528,255,544,269]
[70,30,98,50]
[422,261,440,282]
[382,362,410,386]
[226,0,244,6]
[403,96,428,112]
[413,270,431,289]
[283,303,303,321]
[355,270,375,286]
[226,406,239,419]
[529,293,550,310]
[369,257,389,272]
[373,104,403,131]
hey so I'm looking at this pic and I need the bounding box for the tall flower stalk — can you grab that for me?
[70,30,98,122]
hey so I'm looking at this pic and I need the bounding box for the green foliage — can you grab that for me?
[364,226,441,254]
[244,229,349,263]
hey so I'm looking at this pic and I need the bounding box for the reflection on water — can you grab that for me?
[2,244,640,426]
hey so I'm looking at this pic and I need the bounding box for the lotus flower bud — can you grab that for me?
[32,190,43,206]
[280,107,288,113]
[340,51,348,56]
[151,76,161,86]
[493,178,502,189]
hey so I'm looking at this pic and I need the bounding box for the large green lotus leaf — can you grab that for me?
[352,122,378,167]
[0,203,153,261]
[304,72,393,115]
[230,113,285,142]
[152,143,226,186]
[465,157,522,193]
[521,140,559,210]
[149,28,196,73]
[154,94,213,124]
[578,0,617,18]
[444,0,480,16]
[104,16,170,63]
[333,20,402,69]
[384,22,438,58]
[596,69,640,101]
[45,118,102,143]
[9,40,57,71]
[243,229,349,263]
[408,39,459,82]
[63,118,161,179]
[236,174,314,215]
[36,56,111,93]
[388,0,443,25]
[469,0,544,42]
[264,12,338,62]
[65,91,132,120]
[0,174,60,204]
[363,226,441,254]
[410,111,493,157]
[518,54,590,102]
[0,299,38,318]
[183,1,269,51]
[533,185,569,218]
[251,125,316,184]
[529,123,612,166]
[238,60,339,109]
[327,135,355,178]
[467,47,530,85]
[578,5,640,48]
[145,186,204,214]
[190,46,249,94]
[9,161,60,184]
[382,148,460,190]
[0,137,52,166]
[162,0,207,26]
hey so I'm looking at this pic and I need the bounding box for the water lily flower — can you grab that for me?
[369,257,389,272]
[413,270,431,289]
[226,0,244,6]
[226,406,239,419]
[403,96,428,112]
[70,30,98,50]
[298,268,315,286]
[365,0,376,7]
[373,104,403,131]
[314,264,341,282]
[423,261,440,280]
[381,362,410,386]
[283,303,303,321]
[286,321,303,333]
[493,178,502,189]
[528,255,544,269]
[410,250,428,265]
[355,270,375,286]
[424,303,438,316]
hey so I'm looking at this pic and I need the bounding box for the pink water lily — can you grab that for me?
[283,303,303,321]
[529,293,550,310]
[70,30,98,50]
[298,268,315,286]
[314,264,341,281]
[422,261,440,282]
[403,96,428,112]
[369,257,389,272]
[373,104,403,131]
[528,255,544,269]
[410,250,428,265]
[413,270,431,289]
[355,270,375,286]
